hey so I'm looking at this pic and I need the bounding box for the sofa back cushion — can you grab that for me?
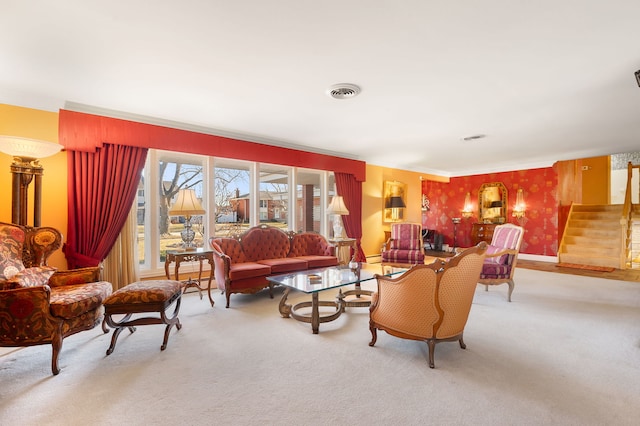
[0,222,26,280]
[241,226,290,261]
[211,238,247,264]
[289,233,333,257]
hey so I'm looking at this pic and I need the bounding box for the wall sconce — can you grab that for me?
[326,195,350,239]
[461,192,473,218]
[421,194,430,211]
[169,188,206,251]
[512,189,526,219]
[384,180,407,223]
[387,195,406,221]
[0,136,62,226]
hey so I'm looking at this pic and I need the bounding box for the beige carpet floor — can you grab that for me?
[1,268,640,425]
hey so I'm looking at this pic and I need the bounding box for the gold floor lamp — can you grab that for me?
[0,136,62,226]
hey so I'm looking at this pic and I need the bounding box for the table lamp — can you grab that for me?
[169,188,206,251]
[326,195,349,238]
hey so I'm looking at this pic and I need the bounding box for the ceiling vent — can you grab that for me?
[462,134,487,141]
[327,83,361,99]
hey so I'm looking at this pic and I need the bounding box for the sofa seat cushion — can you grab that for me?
[290,255,338,268]
[229,262,272,280]
[50,281,113,319]
[257,258,308,273]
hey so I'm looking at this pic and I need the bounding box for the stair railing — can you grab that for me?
[620,162,638,269]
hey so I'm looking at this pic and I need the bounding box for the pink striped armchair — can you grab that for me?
[381,223,425,267]
[478,223,524,302]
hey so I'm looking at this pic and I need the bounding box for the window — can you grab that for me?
[259,164,290,230]
[296,170,322,233]
[137,150,332,277]
[214,159,251,237]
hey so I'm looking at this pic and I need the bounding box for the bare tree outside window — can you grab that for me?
[159,161,203,235]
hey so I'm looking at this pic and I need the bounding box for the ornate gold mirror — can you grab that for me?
[478,182,508,224]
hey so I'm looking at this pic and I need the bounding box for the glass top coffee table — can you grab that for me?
[267,263,406,334]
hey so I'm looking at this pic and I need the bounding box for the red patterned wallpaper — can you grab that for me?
[422,167,558,256]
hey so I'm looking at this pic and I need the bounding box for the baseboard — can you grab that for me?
[367,255,382,264]
[519,254,558,263]
[368,253,558,263]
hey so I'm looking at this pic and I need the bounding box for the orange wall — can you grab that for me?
[0,104,68,269]
[361,164,446,257]
[580,156,610,204]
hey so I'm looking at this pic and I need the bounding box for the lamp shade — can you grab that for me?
[169,189,205,216]
[387,196,406,209]
[0,136,62,159]
[326,195,349,215]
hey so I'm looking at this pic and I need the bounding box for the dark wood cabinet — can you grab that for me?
[471,223,497,245]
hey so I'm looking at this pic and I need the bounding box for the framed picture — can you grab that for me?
[383,180,407,222]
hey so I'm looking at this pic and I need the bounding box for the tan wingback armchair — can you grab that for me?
[369,242,487,368]
[0,222,113,375]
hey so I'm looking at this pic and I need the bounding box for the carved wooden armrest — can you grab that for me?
[486,248,518,258]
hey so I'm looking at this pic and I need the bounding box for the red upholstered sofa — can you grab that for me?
[209,225,338,307]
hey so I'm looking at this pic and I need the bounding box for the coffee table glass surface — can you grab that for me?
[268,263,407,334]
[267,263,405,293]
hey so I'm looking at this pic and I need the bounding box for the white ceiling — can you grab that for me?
[2,1,640,177]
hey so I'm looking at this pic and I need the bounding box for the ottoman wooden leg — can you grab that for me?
[104,313,137,356]
[160,296,182,351]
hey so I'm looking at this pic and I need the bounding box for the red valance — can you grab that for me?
[59,109,366,181]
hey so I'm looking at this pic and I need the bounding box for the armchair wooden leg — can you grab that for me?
[459,336,466,350]
[427,339,436,369]
[369,324,377,347]
[507,281,514,302]
[51,332,63,375]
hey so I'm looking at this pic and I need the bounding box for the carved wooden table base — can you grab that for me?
[278,286,372,334]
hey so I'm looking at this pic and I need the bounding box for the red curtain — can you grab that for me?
[64,144,148,268]
[335,172,366,262]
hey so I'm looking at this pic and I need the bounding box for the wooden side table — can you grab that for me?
[164,248,215,307]
[328,238,357,265]
[471,223,497,245]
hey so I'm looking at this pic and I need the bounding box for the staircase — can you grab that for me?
[631,206,640,269]
[558,204,623,269]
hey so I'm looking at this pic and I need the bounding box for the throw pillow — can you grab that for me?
[485,244,508,264]
[6,266,57,288]
[0,223,26,280]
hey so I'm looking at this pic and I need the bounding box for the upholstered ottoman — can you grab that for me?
[103,280,182,355]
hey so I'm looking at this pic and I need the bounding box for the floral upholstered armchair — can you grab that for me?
[0,222,113,375]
